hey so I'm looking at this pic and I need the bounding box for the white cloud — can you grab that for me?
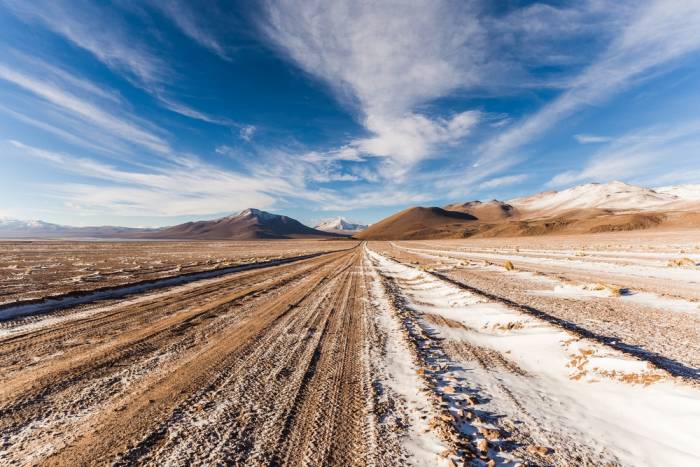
[0,63,170,154]
[155,94,242,128]
[9,140,389,218]
[0,103,117,156]
[355,111,480,168]
[262,0,487,171]
[480,0,700,162]
[574,134,612,144]
[3,1,244,128]
[548,120,700,187]
[10,140,284,217]
[7,50,124,103]
[480,174,529,190]
[149,0,230,60]
[239,125,256,142]
[316,188,433,211]
[3,0,167,85]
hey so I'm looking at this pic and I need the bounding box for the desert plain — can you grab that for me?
[0,231,699,466]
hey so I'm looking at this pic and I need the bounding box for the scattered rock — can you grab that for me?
[527,445,551,456]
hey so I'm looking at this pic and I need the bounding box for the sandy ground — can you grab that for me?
[1,234,698,466]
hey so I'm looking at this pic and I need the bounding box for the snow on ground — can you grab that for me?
[656,184,700,201]
[482,248,700,261]
[507,181,678,214]
[394,244,700,285]
[367,246,700,467]
[364,254,451,465]
[530,284,700,315]
[390,243,700,315]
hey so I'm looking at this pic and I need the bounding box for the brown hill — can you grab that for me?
[360,206,700,240]
[469,209,668,237]
[443,200,518,222]
[358,182,700,240]
[145,209,343,240]
[354,207,477,240]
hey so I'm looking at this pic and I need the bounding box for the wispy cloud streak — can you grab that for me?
[0,63,170,153]
[480,1,700,162]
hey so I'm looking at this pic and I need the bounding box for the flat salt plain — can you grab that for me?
[1,233,698,466]
[0,239,352,306]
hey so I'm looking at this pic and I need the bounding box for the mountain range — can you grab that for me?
[0,208,341,240]
[2,182,699,240]
[357,182,700,240]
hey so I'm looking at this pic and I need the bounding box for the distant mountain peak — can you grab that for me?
[151,208,341,240]
[236,208,279,221]
[220,208,280,223]
[507,181,678,214]
[315,217,368,232]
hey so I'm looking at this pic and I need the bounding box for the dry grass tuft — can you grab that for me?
[492,321,525,332]
[667,257,697,268]
[503,260,515,271]
[586,283,627,296]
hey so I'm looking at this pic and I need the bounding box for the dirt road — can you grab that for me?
[1,241,698,466]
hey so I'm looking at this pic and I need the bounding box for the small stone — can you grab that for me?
[478,427,501,441]
[527,445,551,456]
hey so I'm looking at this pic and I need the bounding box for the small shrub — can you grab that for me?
[503,260,515,271]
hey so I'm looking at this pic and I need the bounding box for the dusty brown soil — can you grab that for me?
[0,240,353,306]
[1,235,697,465]
[0,246,386,465]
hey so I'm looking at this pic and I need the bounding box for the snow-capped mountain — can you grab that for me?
[0,218,72,236]
[314,217,368,233]
[228,208,280,222]
[655,184,700,201]
[0,209,341,240]
[0,217,152,238]
[508,181,683,215]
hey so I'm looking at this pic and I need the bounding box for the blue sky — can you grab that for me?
[1,0,700,227]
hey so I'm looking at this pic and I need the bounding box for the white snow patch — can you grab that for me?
[364,252,452,466]
[395,245,700,285]
[508,181,680,215]
[368,247,700,467]
[656,184,700,201]
[530,284,700,315]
